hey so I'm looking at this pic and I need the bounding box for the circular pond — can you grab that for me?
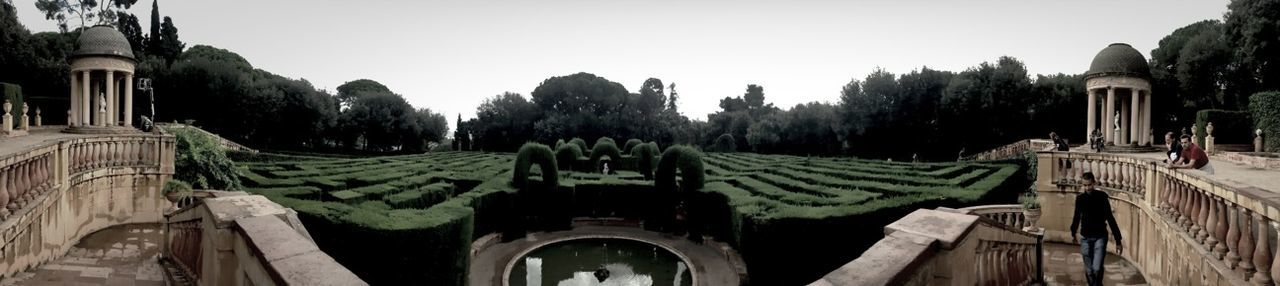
[507,238,694,286]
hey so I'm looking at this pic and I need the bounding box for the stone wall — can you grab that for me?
[0,134,175,278]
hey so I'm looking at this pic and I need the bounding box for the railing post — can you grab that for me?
[1241,208,1257,276]
[1254,214,1274,285]
[1229,202,1244,268]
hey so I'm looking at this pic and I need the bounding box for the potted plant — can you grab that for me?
[1020,189,1042,232]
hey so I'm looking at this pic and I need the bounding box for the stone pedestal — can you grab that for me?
[19,103,29,130]
[34,108,40,127]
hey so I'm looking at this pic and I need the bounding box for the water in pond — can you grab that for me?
[510,238,693,286]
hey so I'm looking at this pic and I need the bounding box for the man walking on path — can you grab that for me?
[1071,172,1124,286]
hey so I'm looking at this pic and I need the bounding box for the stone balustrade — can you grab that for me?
[964,139,1055,161]
[1037,151,1280,285]
[962,204,1031,230]
[163,191,364,286]
[0,132,174,278]
[810,207,1043,285]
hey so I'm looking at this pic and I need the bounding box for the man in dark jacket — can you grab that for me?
[1071,172,1123,286]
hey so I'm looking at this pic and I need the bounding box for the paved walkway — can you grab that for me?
[470,226,741,286]
[1042,242,1147,286]
[0,224,166,286]
[0,127,89,158]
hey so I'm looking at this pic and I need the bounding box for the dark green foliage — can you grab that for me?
[1,83,21,129]
[595,136,615,147]
[1251,92,1280,152]
[554,143,583,171]
[713,133,737,152]
[335,79,390,108]
[623,138,643,153]
[632,142,659,180]
[470,92,540,151]
[170,127,242,190]
[1195,109,1254,145]
[589,140,622,172]
[554,139,566,149]
[655,146,705,192]
[513,143,557,190]
[569,138,589,156]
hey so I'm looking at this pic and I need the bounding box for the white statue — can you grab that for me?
[1113,111,1121,130]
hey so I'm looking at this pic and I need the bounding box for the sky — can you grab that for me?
[15,0,1230,133]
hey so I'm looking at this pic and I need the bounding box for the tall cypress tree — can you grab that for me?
[146,0,161,56]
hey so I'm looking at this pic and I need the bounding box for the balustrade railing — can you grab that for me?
[964,139,1055,161]
[0,149,53,220]
[67,136,164,176]
[963,204,1030,230]
[975,239,1039,286]
[168,218,203,280]
[1039,150,1280,285]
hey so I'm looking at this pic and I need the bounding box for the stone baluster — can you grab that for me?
[1242,209,1258,276]
[1191,191,1204,237]
[0,169,8,217]
[1255,214,1274,285]
[1272,221,1280,284]
[1230,203,1244,268]
[1209,197,1222,250]
[1216,198,1231,258]
[1123,163,1132,190]
[1199,192,1212,244]
[16,163,28,203]
[1159,177,1171,214]
[1177,183,1189,227]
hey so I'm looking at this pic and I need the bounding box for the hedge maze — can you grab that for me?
[231,139,1025,285]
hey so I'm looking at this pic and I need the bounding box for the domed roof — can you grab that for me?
[71,25,135,61]
[1085,43,1150,80]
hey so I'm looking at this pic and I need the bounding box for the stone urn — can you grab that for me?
[1023,208,1042,232]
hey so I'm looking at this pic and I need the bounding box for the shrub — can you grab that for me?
[569,138,589,156]
[714,133,737,152]
[1195,109,1253,145]
[589,140,623,172]
[170,127,243,190]
[595,136,615,147]
[554,143,583,171]
[1251,91,1280,152]
[512,143,557,190]
[623,139,643,153]
[632,142,659,179]
[554,139,566,149]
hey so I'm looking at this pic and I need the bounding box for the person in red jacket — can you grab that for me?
[1170,134,1215,174]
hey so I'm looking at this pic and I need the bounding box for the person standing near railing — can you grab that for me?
[1071,172,1124,286]
[1169,134,1215,175]
[1051,132,1072,183]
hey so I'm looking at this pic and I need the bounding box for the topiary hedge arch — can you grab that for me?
[623,139,644,154]
[589,140,623,172]
[632,142,660,180]
[554,143,583,171]
[569,138,589,156]
[512,143,557,191]
[655,145,705,192]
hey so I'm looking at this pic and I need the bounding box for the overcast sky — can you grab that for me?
[15,0,1229,132]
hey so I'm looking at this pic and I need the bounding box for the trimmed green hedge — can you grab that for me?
[1252,92,1280,152]
[623,139,643,153]
[656,146,705,192]
[554,143,584,171]
[1196,109,1253,145]
[595,136,615,147]
[589,140,623,172]
[554,139,566,149]
[512,143,557,190]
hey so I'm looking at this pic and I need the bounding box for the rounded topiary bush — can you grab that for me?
[554,143,583,171]
[713,133,737,152]
[554,139,566,149]
[589,140,623,172]
[623,139,644,154]
[569,138,589,156]
[656,145,705,192]
[513,143,557,190]
[596,137,616,147]
[632,142,659,179]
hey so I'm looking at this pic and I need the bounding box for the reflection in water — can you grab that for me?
[512,239,693,286]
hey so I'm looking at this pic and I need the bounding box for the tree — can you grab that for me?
[667,82,679,111]
[1224,0,1280,94]
[336,79,391,109]
[744,84,765,109]
[35,0,138,33]
[530,72,629,141]
[472,92,540,151]
[145,0,159,54]
[340,92,419,151]
[156,16,184,62]
[115,11,144,56]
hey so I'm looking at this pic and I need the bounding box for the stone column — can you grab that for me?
[1106,87,1116,144]
[69,71,78,126]
[124,73,133,127]
[1142,90,1152,145]
[81,70,91,126]
[1087,89,1096,142]
[1130,89,1139,145]
[105,70,115,126]
[90,73,100,126]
